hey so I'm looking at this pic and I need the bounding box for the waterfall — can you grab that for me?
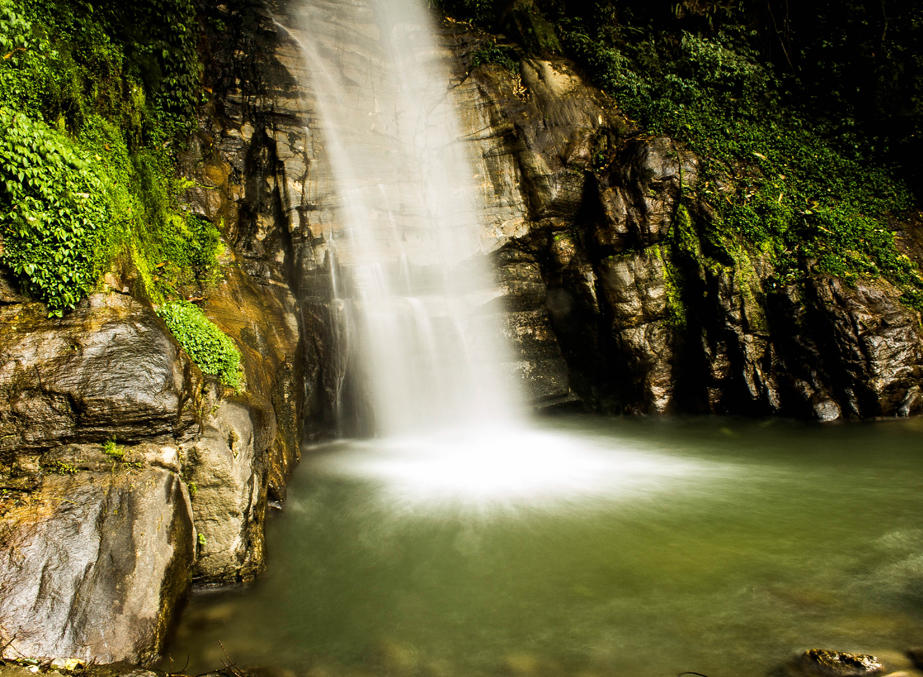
[284,0,520,436]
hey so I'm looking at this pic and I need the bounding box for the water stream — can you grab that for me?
[281,0,517,436]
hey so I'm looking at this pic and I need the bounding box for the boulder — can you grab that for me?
[0,294,199,456]
[186,398,269,584]
[0,468,195,664]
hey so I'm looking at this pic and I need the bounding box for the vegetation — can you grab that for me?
[51,460,79,474]
[470,42,519,73]
[156,301,243,390]
[0,0,222,313]
[102,437,125,461]
[443,0,923,307]
[0,0,242,386]
[0,109,113,315]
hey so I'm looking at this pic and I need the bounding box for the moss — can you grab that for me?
[102,438,125,461]
[651,244,687,330]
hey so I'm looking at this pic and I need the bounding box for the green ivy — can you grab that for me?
[0,0,220,316]
[156,301,243,390]
[0,109,113,315]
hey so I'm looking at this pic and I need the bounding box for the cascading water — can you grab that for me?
[283,0,518,437]
[274,0,720,505]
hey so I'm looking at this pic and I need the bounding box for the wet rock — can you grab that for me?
[0,294,199,456]
[0,269,24,305]
[595,136,697,251]
[0,468,195,664]
[184,266,304,584]
[450,50,612,403]
[186,398,268,583]
[597,247,676,413]
[799,649,884,676]
[694,257,781,416]
[492,249,573,405]
[803,276,923,418]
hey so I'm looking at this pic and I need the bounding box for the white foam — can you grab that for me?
[308,425,729,509]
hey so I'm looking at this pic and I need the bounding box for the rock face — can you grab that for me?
[0,459,194,664]
[193,0,923,423]
[0,294,199,454]
[0,300,202,663]
[0,0,313,663]
[181,268,304,584]
[439,23,923,419]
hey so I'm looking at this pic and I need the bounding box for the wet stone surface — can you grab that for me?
[797,649,885,676]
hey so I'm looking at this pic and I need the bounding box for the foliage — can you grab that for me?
[431,0,501,25]
[156,301,243,390]
[93,0,202,137]
[561,25,922,304]
[434,0,923,305]
[51,460,79,474]
[745,1,923,197]
[0,0,220,316]
[0,109,113,315]
[103,437,125,460]
[470,42,519,73]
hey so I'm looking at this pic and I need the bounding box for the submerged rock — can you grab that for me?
[799,649,884,676]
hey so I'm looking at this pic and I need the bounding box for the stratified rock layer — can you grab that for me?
[0,294,199,454]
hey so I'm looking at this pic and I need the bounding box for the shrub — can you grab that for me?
[0,109,113,315]
[155,301,243,390]
[0,0,210,316]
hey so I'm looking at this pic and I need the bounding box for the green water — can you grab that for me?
[164,415,923,676]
